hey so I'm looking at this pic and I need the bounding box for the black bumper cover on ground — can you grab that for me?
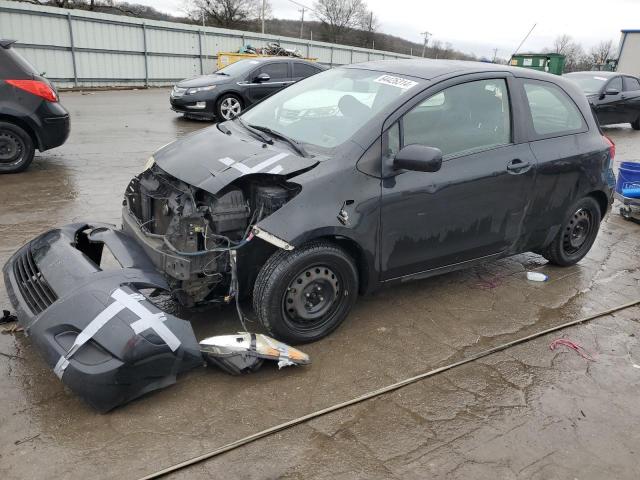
[3,222,203,412]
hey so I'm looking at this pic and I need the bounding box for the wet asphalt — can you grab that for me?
[1,89,640,479]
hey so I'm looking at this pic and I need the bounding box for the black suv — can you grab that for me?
[0,40,70,173]
[170,57,326,121]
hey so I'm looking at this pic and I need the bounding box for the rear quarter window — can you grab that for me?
[0,48,39,78]
[523,80,586,137]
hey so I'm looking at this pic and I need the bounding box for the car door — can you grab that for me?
[622,76,640,123]
[595,76,625,125]
[247,62,292,104]
[379,75,537,280]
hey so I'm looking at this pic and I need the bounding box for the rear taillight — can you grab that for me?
[5,79,58,102]
[603,135,615,161]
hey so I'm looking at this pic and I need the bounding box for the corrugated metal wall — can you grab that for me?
[0,0,413,89]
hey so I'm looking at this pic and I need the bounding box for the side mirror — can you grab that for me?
[604,88,620,96]
[393,144,443,173]
[255,73,270,83]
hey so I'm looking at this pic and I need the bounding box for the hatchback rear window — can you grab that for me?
[0,48,39,78]
[523,81,585,136]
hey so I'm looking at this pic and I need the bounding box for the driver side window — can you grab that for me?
[401,79,511,158]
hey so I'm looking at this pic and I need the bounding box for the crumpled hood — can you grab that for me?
[153,124,319,194]
[176,74,231,88]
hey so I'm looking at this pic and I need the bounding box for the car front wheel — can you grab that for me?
[253,241,359,344]
[0,122,35,173]
[216,94,242,121]
[632,117,640,131]
[541,196,601,266]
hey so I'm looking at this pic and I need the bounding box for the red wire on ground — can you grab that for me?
[549,338,595,361]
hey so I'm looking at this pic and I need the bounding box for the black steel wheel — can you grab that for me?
[253,241,358,344]
[541,197,601,266]
[0,122,35,173]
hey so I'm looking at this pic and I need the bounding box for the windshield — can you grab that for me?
[565,73,609,95]
[214,59,260,77]
[240,67,423,148]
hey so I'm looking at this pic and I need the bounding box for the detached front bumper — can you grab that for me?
[3,223,203,412]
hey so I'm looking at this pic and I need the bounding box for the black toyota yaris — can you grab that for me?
[3,60,615,410]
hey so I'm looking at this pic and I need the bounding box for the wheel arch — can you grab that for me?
[312,235,370,295]
[0,114,41,150]
[587,190,610,218]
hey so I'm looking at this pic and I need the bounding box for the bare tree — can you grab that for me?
[313,0,367,43]
[187,0,264,28]
[547,34,585,72]
[589,40,614,65]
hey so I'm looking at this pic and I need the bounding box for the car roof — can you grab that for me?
[345,58,555,81]
[565,71,620,77]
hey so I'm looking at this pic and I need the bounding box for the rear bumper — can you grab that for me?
[3,223,202,412]
[34,101,70,151]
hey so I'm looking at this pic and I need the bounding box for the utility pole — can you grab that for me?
[261,0,266,34]
[201,7,205,27]
[492,48,498,63]
[421,31,431,57]
[299,8,305,39]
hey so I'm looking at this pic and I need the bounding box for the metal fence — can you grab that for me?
[0,0,413,89]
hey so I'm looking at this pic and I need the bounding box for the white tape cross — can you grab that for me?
[218,152,289,174]
[53,288,181,379]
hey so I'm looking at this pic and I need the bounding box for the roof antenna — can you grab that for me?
[513,23,537,56]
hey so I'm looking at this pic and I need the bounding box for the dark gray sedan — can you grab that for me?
[170,57,326,121]
[565,71,640,129]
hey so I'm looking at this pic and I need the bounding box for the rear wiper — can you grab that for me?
[236,118,273,144]
[248,125,308,157]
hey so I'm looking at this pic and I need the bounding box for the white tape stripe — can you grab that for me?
[54,289,183,378]
[113,290,182,352]
[70,301,125,355]
[267,165,283,174]
[218,152,289,175]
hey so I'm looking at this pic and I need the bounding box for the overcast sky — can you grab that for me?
[133,0,637,58]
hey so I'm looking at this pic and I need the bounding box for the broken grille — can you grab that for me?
[13,247,57,315]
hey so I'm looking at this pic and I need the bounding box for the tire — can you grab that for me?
[632,117,640,130]
[253,241,358,344]
[216,93,243,121]
[0,122,35,173]
[541,197,601,266]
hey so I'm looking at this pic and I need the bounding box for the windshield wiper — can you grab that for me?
[248,125,308,157]
[214,71,229,76]
[236,118,273,145]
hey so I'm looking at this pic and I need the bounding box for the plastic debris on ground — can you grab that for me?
[1,310,17,325]
[527,271,548,282]
[199,332,311,375]
[549,338,595,361]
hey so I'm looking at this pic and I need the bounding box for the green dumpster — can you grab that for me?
[510,53,565,75]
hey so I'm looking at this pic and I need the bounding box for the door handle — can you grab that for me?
[506,159,531,174]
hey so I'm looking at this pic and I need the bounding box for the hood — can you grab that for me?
[153,124,319,194]
[176,74,231,88]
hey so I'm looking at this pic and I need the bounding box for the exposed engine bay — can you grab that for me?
[123,164,300,306]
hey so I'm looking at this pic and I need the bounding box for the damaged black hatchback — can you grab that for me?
[119,60,615,344]
[5,61,615,384]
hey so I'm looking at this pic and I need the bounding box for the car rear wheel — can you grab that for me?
[0,122,35,173]
[632,117,640,130]
[541,197,601,266]
[253,241,358,344]
[216,94,242,121]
